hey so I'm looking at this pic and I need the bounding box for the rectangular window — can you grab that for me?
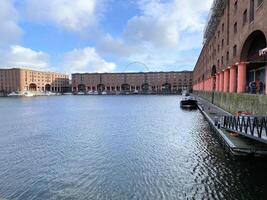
[243,9,247,25]
[234,22,237,34]
[250,0,255,22]
[234,0,238,12]
[226,51,229,62]
[222,23,224,32]
[258,0,263,6]
[222,39,224,48]
[233,45,237,57]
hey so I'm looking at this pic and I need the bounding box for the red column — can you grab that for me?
[216,74,220,91]
[211,77,215,91]
[211,77,214,91]
[237,63,247,93]
[219,72,224,92]
[208,78,211,91]
[229,65,237,93]
[223,69,229,92]
[265,67,267,95]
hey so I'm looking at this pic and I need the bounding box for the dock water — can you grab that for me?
[195,96,267,157]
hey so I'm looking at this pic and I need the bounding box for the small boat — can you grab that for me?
[101,91,107,95]
[77,91,86,95]
[63,92,72,95]
[24,92,35,97]
[182,90,190,96]
[7,92,23,97]
[44,91,57,96]
[133,90,139,94]
[180,96,198,109]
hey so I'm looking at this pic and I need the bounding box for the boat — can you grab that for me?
[101,91,107,95]
[77,91,86,95]
[44,91,57,96]
[133,90,139,94]
[182,90,190,96]
[24,92,35,97]
[63,92,72,95]
[7,92,23,97]
[180,96,198,109]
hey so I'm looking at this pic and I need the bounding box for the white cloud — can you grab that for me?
[0,45,49,70]
[96,0,212,71]
[124,0,212,49]
[0,0,22,47]
[24,0,103,32]
[62,47,116,73]
[97,34,135,57]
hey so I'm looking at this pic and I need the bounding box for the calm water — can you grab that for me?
[0,96,267,200]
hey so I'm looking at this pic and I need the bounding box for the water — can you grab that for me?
[0,96,266,200]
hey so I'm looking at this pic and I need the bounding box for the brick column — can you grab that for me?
[211,77,215,91]
[216,74,220,91]
[229,65,237,93]
[265,67,267,95]
[223,69,229,92]
[219,72,224,92]
[237,63,247,93]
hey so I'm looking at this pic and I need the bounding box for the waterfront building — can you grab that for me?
[72,71,193,93]
[0,68,69,93]
[193,0,267,95]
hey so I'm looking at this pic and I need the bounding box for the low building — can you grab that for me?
[72,71,193,93]
[193,0,267,95]
[0,68,69,93]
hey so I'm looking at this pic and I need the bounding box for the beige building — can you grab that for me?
[72,71,193,93]
[0,68,69,93]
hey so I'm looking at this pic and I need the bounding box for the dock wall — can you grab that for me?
[194,91,267,115]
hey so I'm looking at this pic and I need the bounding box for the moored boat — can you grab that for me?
[24,92,35,97]
[7,92,23,97]
[77,91,86,95]
[180,96,198,109]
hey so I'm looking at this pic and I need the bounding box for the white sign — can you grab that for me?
[259,47,267,56]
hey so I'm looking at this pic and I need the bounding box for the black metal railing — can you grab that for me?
[223,115,267,144]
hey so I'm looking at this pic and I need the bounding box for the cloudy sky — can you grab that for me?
[0,0,213,74]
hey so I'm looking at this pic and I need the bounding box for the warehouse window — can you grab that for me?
[233,45,237,57]
[250,0,255,22]
[243,9,247,25]
[258,0,263,7]
[234,22,237,34]
[234,0,238,12]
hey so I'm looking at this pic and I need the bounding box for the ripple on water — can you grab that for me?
[0,96,267,200]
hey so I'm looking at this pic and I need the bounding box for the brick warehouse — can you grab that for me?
[72,71,193,94]
[193,0,267,95]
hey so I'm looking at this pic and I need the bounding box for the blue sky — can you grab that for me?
[0,0,213,74]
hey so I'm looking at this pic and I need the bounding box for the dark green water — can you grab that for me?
[0,96,266,200]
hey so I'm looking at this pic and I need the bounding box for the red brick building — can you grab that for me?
[193,0,267,95]
[72,71,192,94]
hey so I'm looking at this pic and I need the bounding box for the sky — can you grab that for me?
[0,0,213,74]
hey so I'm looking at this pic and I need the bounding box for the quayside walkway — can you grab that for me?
[195,96,267,157]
